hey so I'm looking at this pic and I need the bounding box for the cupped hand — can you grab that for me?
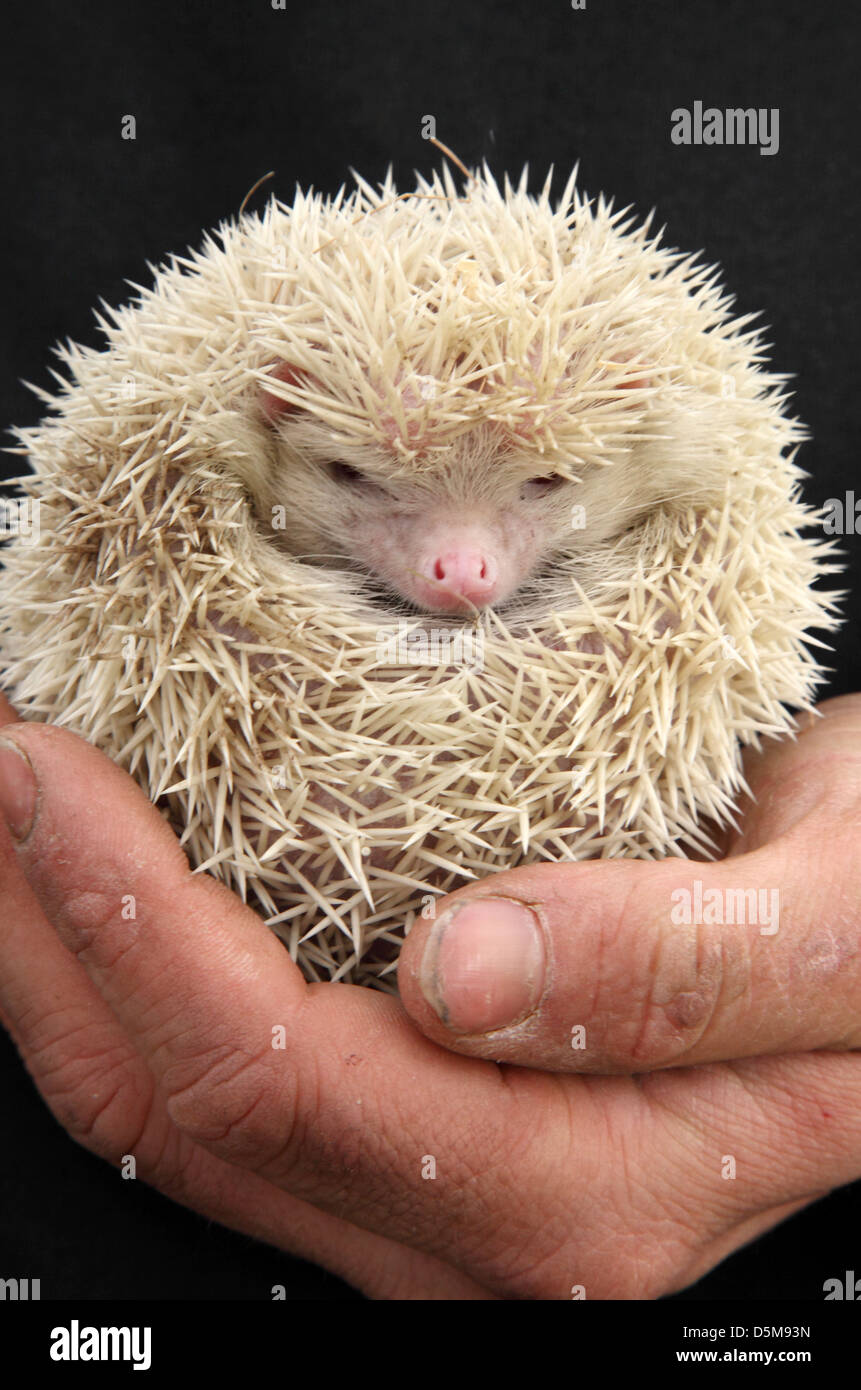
[1,688,860,1300]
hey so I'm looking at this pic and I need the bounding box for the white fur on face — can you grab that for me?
[248,419,580,613]
[239,395,730,616]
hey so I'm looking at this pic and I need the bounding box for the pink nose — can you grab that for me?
[420,548,499,609]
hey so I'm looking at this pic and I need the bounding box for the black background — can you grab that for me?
[0,0,858,1302]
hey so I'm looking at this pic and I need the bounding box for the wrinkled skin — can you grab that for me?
[0,688,860,1299]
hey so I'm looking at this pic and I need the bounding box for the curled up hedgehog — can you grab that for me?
[0,161,842,989]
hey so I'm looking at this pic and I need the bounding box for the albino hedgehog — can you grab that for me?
[0,163,841,988]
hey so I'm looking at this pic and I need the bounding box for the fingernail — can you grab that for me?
[420,897,546,1033]
[0,738,37,841]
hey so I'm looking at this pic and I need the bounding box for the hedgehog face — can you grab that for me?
[254,414,585,614]
[249,374,726,615]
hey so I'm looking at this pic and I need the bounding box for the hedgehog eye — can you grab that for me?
[520,474,567,500]
[329,461,374,487]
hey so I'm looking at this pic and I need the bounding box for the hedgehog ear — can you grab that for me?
[611,358,652,399]
[259,362,312,424]
[618,374,651,394]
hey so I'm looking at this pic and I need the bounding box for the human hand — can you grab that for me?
[1,688,860,1299]
[398,695,861,1073]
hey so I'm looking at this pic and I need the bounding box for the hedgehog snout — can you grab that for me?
[415,543,501,612]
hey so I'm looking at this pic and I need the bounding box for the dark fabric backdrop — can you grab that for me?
[0,0,858,1300]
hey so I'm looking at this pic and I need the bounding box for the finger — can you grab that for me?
[728,692,861,854]
[397,694,861,1071]
[0,792,489,1301]
[3,723,861,1299]
[0,722,515,1253]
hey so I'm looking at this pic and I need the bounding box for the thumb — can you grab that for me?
[397,696,861,1073]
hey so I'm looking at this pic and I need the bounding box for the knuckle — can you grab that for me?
[606,866,755,1069]
[41,1044,154,1158]
[164,1039,299,1167]
[53,881,143,971]
[568,877,730,1071]
[634,919,732,1067]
